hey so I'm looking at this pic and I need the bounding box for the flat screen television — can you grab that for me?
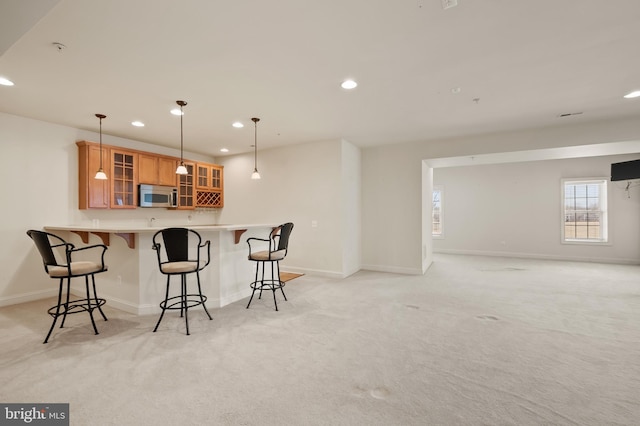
[611,159,640,181]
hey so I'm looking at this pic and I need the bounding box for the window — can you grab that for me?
[562,179,608,243]
[432,186,443,237]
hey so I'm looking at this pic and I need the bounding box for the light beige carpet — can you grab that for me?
[1,254,639,425]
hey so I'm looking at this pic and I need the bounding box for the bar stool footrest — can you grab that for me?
[47,298,106,317]
[249,280,285,291]
[159,294,208,311]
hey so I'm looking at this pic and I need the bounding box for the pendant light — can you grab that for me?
[251,117,261,180]
[94,114,107,180]
[175,100,189,175]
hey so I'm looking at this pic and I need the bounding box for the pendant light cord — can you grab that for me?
[95,113,106,170]
[180,104,184,164]
[252,117,260,172]
[174,101,188,175]
[99,116,103,167]
[176,100,187,166]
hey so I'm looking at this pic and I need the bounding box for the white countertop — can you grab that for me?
[44,223,278,233]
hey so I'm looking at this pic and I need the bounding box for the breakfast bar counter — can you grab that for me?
[44,223,277,315]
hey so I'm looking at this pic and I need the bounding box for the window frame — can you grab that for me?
[561,178,609,245]
[432,185,444,239]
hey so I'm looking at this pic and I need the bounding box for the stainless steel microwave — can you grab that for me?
[138,184,178,208]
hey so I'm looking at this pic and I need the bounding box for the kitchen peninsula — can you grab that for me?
[44,223,277,315]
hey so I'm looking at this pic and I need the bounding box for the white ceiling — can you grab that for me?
[1,0,639,157]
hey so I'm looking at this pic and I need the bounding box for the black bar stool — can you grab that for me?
[152,228,212,335]
[246,223,294,311]
[26,230,108,344]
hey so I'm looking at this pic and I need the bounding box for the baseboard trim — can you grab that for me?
[433,248,640,265]
[102,297,150,315]
[0,289,58,307]
[218,288,252,308]
[110,291,254,315]
[360,264,424,275]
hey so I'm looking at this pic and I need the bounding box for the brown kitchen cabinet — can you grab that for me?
[77,141,109,209]
[196,190,223,208]
[139,153,177,186]
[177,161,196,209]
[158,157,178,186]
[77,141,222,210]
[196,163,223,190]
[110,148,138,209]
[195,163,224,208]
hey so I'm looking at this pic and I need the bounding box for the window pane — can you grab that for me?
[562,180,607,243]
[432,188,442,236]
[586,184,599,197]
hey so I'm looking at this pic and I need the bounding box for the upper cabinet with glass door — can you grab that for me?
[110,148,138,209]
[177,161,196,209]
[195,163,224,208]
[196,163,223,190]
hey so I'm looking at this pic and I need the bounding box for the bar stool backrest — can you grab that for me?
[27,230,68,271]
[161,228,191,262]
[153,227,209,270]
[274,222,294,254]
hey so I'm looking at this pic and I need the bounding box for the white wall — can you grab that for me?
[361,146,425,274]
[422,163,434,273]
[1,113,79,305]
[433,155,640,263]
[362,117,640,273]
[217,139,362,278]
[341,140,361,277]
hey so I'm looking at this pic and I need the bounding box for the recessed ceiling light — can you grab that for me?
[170,108,183,116]
[623,90,640,99]
[341,79,357,90]
[0,77,14,86]
[131,121,145,127]
[232,122,244,128]
[441,0,458,9]
[451,87,461,94]
[220,148,229,153]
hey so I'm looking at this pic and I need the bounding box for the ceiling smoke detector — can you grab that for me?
[52,42,66,51]
[442,0,458,10]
